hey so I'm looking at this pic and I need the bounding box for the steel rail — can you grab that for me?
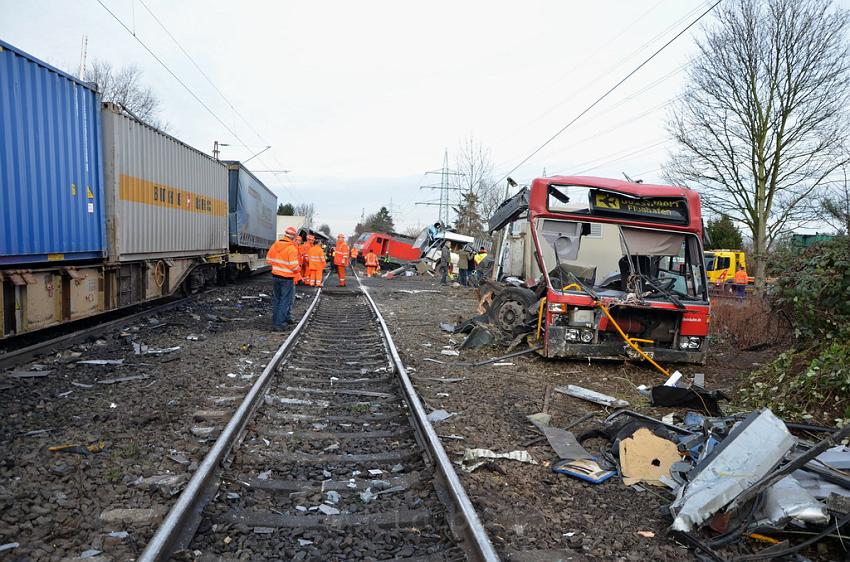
[138,286,323,561]
[359,281,500,562]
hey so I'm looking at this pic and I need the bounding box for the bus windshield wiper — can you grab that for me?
[640,275,685,309]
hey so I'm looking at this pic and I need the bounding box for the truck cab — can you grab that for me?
[704,250,750,284]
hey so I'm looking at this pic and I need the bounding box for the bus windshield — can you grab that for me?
[535,218,707,301]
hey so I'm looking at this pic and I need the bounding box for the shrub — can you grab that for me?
[770,236,850,342]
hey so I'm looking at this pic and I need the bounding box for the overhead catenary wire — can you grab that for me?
[94,0,251,151]
[491,0,723,188]
[94,0,297,202]
[135,1,293,186]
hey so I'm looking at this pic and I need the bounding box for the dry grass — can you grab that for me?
[710,296,792,350]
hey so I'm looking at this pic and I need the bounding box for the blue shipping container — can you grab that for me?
[0,39,105,265]
[226,162,277,250]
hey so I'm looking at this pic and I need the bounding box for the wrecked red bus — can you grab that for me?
[488,176,709,364]
[352,232,421,263]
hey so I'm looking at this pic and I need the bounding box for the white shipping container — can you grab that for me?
[101,103,228,261]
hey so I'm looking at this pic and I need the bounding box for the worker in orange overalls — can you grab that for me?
[293,235,304,284]
[266,227,301,330]
[306,240,326,287]
[733,268,748,301]
[300,234,314,284]
[333,234,350,287]
[364,249,379,278]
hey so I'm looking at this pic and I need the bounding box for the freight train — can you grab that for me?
[0,40,277,339]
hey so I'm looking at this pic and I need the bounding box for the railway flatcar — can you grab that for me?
[0,40,276,339]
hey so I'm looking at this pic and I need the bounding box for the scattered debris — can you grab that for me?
[77,359,125,366]
[551,458,616,484]
[472,345,543,368]
[618,428,681,487]
[48,441,106,455]
[460,448,537,473]
[359,488,377,503]
[317,504,340,516]
[650,385,727,416]
[7,370,51,379]
[0,543,19,553]
[427,409,456,423]
[670,409,795,532]
[97,374,149,385]
[440,349,460,356]
[459,325,496,349]
[636,531,655,538]
[555,384,629,408]
[133,342,180,355]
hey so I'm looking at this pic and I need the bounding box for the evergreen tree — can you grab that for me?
[706,215,744,249]
[277,203,295,216]
[453,191,484,237]
[367,207,395,233]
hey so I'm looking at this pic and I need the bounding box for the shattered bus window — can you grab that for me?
[535,219,707,301]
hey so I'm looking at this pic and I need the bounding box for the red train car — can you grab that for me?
[352,232,421,263]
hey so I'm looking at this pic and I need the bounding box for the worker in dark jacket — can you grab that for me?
[439,243,451,286]
[457,246,471,286]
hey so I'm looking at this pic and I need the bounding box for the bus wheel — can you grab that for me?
[489,287,537,335]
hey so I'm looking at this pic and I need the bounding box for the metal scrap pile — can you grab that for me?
[563,408,850,560]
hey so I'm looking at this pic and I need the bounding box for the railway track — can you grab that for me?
[140,276,497,561]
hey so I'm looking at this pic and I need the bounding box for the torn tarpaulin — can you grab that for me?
[650,385,728,416]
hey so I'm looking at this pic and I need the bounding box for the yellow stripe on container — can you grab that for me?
[119,174,227,217]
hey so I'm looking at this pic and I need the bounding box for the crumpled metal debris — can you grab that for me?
[753,475,829,527]
[670,409,795,532]
[459,448,537,473]
[555,384,629,408]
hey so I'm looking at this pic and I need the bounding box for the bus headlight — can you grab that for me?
[549,303,566,313]
[565,328,580,342]
[580,330,594,343]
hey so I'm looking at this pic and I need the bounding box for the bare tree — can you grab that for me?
[451,137,500,235]
[664,0,850,286]
[821,161,850,234]
[86,60,168,130]
[293,203,315,226]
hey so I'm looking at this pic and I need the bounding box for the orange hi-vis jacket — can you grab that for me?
[364,251,379,267]
[306,244,326,271]
[333,242,350,266]
[734,269,748,284]
[350,247,359,259]
[267,239,301,279]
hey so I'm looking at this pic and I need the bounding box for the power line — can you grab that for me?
[491,0,722,188]
[94,0,251,150]
[135,0,292,189]
[490,1,709,152]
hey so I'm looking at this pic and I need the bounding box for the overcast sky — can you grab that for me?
[3,1,847,235]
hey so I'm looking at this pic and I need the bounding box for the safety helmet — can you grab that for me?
[307,234,315,241]
[284,226,297,238]
[337,233,344,240]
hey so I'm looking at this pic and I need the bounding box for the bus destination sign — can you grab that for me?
[590,190,689,224]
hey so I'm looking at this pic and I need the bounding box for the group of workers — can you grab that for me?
[439,243,487,286]
[266,228,381,330]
